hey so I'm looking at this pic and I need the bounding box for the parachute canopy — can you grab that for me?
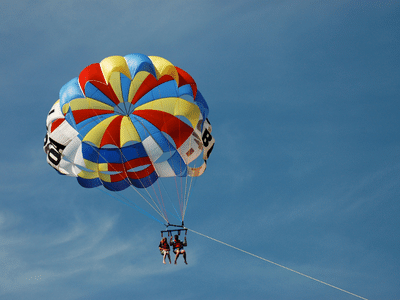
[44,54,215,193]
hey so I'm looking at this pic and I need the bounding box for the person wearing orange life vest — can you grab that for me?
[159,237,171,264]
[170,235,187,265]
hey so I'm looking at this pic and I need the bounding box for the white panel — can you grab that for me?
[63,137,84,176]
[50,120,79,146]
[154,161,176,177]
[46,101,64,129]
[72,141,86,169]
[177,132,202,164]
[63,136,81,163]
[142,136,163,162]
[58,159,77,176]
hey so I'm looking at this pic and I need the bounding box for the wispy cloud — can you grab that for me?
[0,209,183,298]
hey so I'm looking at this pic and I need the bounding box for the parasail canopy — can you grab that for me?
[44,53,215,224]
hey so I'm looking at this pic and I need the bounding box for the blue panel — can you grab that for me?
[167,151,187,177]
[178,84,194,98]
[151,79,178,99]
[129,115,150,140]
[83,141,149,164]
[103,179,130,191]
[77,176,102,188]
[98,148,123,164]
[152,132,175,152]
[82,142,99,162]
[129,171,158,188]
[59,78,83,108]
[124,53,157,78]
[121,143,148,161]
[84,82,116,107]
[64,107,78,130]
[194,90,209,131]
[133,115,161,136]
[76,113,115,138]
[120,73,131,103]
[194,90,209,120]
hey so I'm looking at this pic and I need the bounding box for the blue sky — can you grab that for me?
[1,1,399,299]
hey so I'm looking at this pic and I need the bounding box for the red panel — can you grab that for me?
[106,165,156,182]
[79,63,105,91]
[131,74,174,105]
[89,81,120,105]
[78,63,120,105]
[105,163,125,172]
[133,110,193,148]
[72,109,114,124]
[124,156,152,169]
[110,170,128,182]
[105,157,152,174]
[176,67,197,99]
[127,165,155,180]
[50,118,65,133]
[100,116,123,147]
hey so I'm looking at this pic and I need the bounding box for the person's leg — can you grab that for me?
[182,250,187,264]
[174,250,180,264]
[163,251,167,264]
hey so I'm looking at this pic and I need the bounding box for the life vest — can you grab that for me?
[160,241,169,250]
[173,240,183,249]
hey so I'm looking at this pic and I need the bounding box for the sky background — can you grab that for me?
[1,1,399,299]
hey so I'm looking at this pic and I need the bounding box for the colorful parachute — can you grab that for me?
[44,54,214,223]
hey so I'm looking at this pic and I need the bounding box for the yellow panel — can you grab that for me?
[109,72,124,103]
[120,116,141,146]
[128,71,151,103]
[77,160,99,179]
[148,56,179,84]
[100,56,131,83]
[97,163,109,172]
[82,115,118,147]
[67,98,114,112]
[62,103,70,115]
[84,159,100,171]
[135,97,200,129]
[98,172,112,182]
[77,170,99,179]
[78,160,113,182]
[173,99,201,129]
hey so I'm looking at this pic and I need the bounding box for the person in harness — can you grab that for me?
[158,237,171,264]
[170,235,187,265]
